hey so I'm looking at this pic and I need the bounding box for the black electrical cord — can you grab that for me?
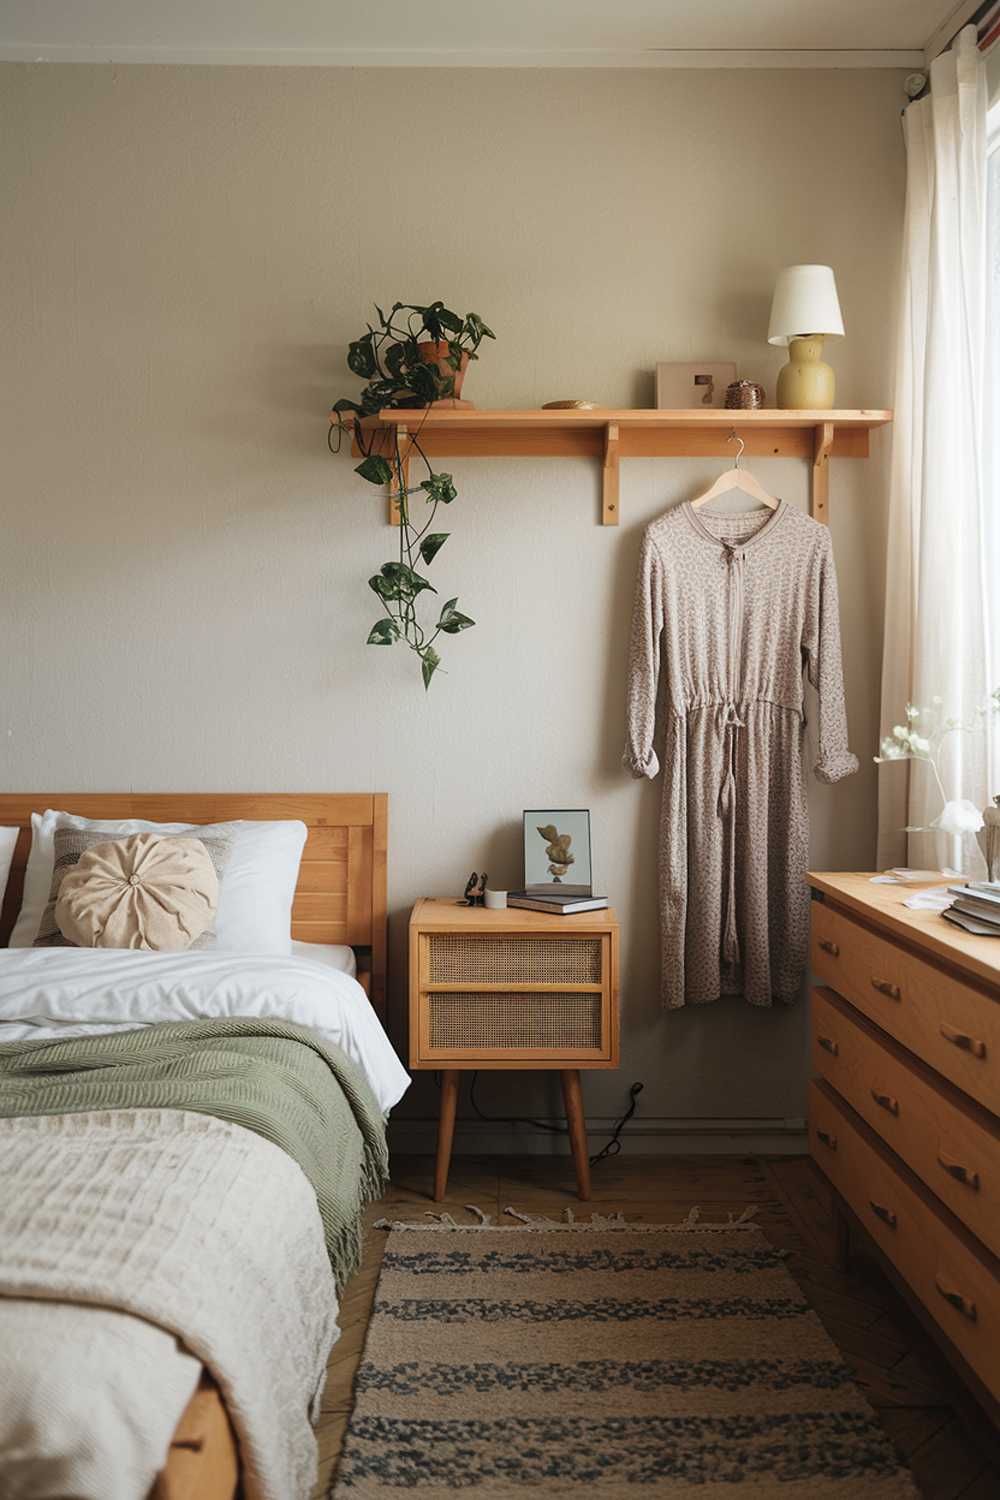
[588,1082,644,1165]
[466,1072,644,1166]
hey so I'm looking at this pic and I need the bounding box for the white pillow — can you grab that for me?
[0,828,19,913]
[10,812,307,955]
[290,939,357,978]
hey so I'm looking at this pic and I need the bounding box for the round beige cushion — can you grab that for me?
[55,833,219,951]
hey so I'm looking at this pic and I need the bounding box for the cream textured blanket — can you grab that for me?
[0,1108,339,1500]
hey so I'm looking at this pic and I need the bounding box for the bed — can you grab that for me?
[0,792,400,1500]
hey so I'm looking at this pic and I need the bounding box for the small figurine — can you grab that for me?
[537,823,574,882]
[461,872,489,906]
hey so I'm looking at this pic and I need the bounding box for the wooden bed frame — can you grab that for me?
[0,792,390,1499]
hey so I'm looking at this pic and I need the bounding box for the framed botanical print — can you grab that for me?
[522,809,593,895]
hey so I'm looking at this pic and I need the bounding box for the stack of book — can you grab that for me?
[507,890,609,915]
[943,882,1000,936]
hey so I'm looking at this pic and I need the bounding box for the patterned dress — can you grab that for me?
[624,500,858,1008]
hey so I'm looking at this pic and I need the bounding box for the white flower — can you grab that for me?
[905,703,918,720]
[935,800,985,836]
[908,733,930,754]
[892,724,908,740]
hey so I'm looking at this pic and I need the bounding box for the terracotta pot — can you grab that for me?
[417,340,473,408]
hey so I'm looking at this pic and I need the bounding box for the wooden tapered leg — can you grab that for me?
[560,1069,591,1201]
[434,1070,460,1202]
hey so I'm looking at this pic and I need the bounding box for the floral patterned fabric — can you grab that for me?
[624,501,858,1008]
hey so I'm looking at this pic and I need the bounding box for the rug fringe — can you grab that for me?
[373,1203,759,1232]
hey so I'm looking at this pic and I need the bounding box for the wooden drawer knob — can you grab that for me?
[870,1088,900,1116]
[871,978,901,1000]
[937,1150,981,1190]
[935,1274,977,1322]
[819,939,840,957]
[816,1128,837,1149]
[940,1023,987,1059]
[817,1035,839,1056]
[869,1200,897,1228]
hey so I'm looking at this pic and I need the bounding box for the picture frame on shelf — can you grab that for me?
[655,361,737,410]
[523,809,593,895]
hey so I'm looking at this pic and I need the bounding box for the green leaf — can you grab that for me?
[331,398,362,417]
[436,307,463,334]
[347,334,377,379]
[367,618,399,645]
[369,572,399,602]
[438,597,475,634]
[463,313,496,345]
[419,532,450,566]
[421,646,442,690]
[355,454,393,486]
[370,570,401,600]
[404,361,439,403]
[422,304,445,341]
[379,561,436,598]
[420,472,458,505]
[384,341,408,377]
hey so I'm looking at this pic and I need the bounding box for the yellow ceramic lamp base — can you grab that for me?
[776,335,836,410]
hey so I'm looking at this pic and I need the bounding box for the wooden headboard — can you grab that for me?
[0,794,388,1018]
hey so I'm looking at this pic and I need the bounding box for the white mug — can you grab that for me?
[483,888,507,910]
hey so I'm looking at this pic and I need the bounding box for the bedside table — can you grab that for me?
[409,898,620,1202]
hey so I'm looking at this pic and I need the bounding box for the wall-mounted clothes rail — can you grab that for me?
[346,407,892,526]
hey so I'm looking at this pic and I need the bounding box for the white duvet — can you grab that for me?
[0,946,410,1113]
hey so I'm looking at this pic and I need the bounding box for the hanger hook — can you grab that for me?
[727,429,745,468]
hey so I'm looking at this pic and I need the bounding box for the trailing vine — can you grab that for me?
[329,301,495,688]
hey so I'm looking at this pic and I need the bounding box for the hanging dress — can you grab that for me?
[623,500,858,1008]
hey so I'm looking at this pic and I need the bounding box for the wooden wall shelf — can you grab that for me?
[348,407,892,526]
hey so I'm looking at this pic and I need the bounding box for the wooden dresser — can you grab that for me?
[808,872,1000,1417]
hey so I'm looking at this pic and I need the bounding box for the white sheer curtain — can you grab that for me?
[877,26,999,872]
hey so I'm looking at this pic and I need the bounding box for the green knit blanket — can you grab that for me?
[0,1017,389,1289]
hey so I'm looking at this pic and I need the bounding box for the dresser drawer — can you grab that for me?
[811,988,1000,1258]
[809,1080,1000,1401]
[812,901,1000,1115]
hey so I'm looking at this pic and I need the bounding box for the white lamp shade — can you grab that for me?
[767,264,845,347]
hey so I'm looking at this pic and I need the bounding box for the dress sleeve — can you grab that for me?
[623,528,664,780]
[804,529,859,784]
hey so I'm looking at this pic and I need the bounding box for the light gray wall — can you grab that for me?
[0,63,905,1149]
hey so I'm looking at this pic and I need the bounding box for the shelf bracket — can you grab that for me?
[602,422,620,526]
[388,424,410,526]
[811,422,834,525]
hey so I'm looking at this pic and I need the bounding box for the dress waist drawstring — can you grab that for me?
[719,544,746,971]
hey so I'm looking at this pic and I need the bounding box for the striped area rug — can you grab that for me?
[332,1209,917,1497]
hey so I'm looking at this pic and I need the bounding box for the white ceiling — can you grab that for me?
[0,0,970,68]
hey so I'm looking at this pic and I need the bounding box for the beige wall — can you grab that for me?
[0,63,904,1149]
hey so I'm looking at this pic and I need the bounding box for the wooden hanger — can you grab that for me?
[690,432,778,511]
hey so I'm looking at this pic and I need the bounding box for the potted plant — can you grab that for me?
[329,301,495,689]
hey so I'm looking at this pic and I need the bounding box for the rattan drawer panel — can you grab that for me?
[427,933,602,986]
[425,991,603,1056]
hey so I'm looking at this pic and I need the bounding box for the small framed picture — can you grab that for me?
[523,809,593,895]
[655,361,736,410]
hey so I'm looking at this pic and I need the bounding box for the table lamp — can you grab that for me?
[767,265,845,409]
